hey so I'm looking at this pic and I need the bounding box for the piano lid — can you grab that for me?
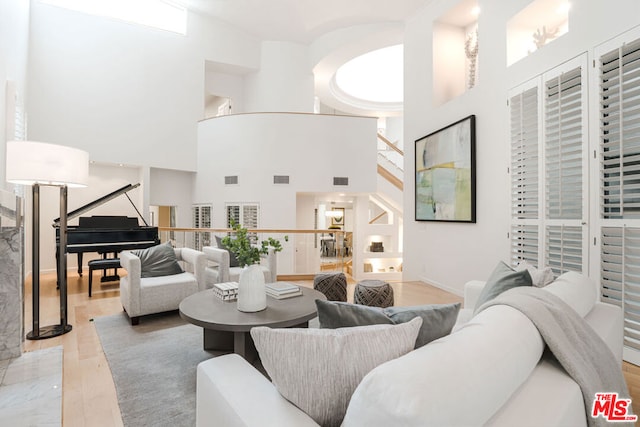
[52,183,148,227]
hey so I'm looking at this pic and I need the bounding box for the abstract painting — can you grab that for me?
[415,115,476,222]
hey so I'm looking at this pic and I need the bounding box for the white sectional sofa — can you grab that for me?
[195,272,622,426]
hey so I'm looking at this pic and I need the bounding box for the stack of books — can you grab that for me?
[212,282,239,301]
[266,282,303,300]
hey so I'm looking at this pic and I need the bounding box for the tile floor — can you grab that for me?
[0,346,62,426]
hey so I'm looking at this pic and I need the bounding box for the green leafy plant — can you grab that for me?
[221,220,287,267]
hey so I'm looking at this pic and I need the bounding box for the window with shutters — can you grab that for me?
[192,204,212,251]
[226,203,260,244]
[509,56,587,276]
[597,33,640,364]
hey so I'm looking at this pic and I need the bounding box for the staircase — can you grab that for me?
[376,132,403,209]
[351,132,404,281]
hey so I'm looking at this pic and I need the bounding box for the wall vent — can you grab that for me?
[333,177,349,186]
[225,175,238,185]
[273,175,290,184]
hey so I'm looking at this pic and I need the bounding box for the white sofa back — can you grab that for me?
[342,271,612,427]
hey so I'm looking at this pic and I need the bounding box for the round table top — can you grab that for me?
[179,286,326,332]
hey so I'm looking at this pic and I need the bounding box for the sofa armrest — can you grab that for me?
[119,251,142,314]
[176,247,207,290]
[464,280,486,309]
[203,246,230,283]
[196,354,318,427]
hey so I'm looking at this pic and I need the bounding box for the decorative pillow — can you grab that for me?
[215,235,239,267]
[515,260,554,288]
[316,300,460,348]
[251,318,422,427]
[383,303,461,347]
[474,261,532,313]
[130,242,183,278]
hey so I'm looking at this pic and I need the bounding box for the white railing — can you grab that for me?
[377,133,403,176]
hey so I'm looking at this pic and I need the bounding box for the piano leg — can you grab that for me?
[77,253,83,276]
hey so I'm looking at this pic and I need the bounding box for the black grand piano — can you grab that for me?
[54,183,159,281]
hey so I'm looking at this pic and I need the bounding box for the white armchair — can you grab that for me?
[120,247,207,325]
[203,246,277,286]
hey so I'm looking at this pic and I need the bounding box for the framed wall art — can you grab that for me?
[330,207,345,227]
[415,115,476,223]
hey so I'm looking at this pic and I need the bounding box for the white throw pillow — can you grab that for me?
[250,317,422,427]
[515,260,554,287]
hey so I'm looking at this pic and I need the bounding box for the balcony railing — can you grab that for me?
[158,227,353,279]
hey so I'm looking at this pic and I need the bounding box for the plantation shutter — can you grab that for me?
[510,224,539,265]
[600,37,640,218]
[545,68,584,220]
[226,205,240,227]
[226,203,260,244]
[509,59,586,274]
[192,204,212,251]
[545,225,583,275]
[542,61,587,275]
[509,82,541,267]
[510,87,539,220]
[242,204,259,229]
[598,34,640,364]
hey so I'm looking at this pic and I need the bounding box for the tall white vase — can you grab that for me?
[237,264,266,312]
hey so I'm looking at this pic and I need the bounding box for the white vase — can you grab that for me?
[237,264,266,312]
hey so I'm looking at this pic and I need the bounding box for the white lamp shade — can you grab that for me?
[6,141,89,187]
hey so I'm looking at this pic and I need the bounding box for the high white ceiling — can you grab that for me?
[185,0,431,44]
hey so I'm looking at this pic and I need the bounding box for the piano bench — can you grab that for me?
[88,258,121,297]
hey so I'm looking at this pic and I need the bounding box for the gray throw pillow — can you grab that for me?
[251,318,422,427]
[316,300,460,348]
[474,261,533,313]
[130,242,183,278]
[215,235,240,268]
[383,303,461,347]
[316,300,392,328]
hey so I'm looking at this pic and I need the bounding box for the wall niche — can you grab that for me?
[432,0,479,106]
[507,0,570,66]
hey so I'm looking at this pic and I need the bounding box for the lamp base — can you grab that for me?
[26,324,73,340]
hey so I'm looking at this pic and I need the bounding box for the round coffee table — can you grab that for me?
[179,286,326,361]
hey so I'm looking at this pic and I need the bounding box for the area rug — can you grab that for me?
[94,311,221,427]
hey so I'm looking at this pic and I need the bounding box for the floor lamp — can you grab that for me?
[6,141,89,340]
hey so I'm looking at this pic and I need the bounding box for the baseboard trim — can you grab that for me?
[418,275,464,297]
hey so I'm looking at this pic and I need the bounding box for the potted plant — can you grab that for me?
[222,221,286,312]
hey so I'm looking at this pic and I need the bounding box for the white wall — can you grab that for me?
[195,113,377,273]
[0,0,30,188]
[244,42,315,113]
[403,0,640,295]
[149,167,194,229]
[25,2,260,172]
[205,69,246,115]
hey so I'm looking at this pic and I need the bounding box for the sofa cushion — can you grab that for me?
[544,271,597,318]
[342,305,545,427]
[250,318,422,427]
[316,300,460,348]
[131,242,183,278]
[474,261,532,313]
[515,260,554,287]
[215,235,240,267]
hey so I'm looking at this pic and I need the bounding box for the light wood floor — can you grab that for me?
[21,271,640,425]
